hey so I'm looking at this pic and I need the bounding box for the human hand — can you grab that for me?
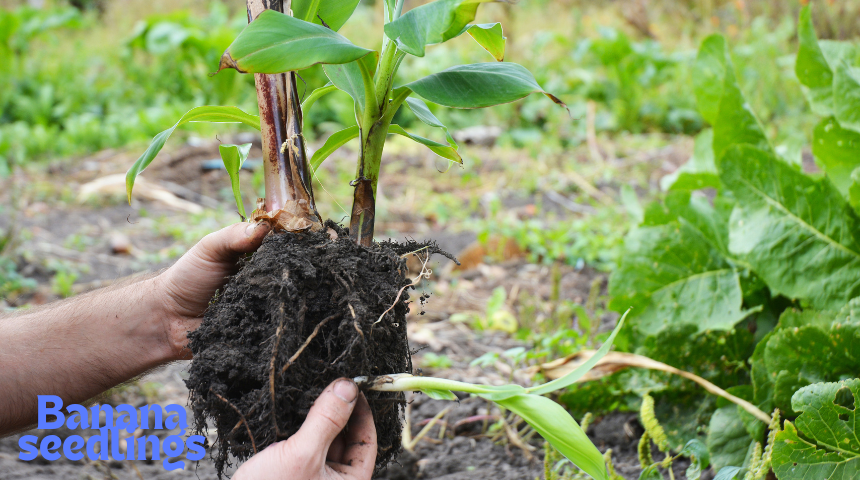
[234,378,377,480]
[155,222,271,359]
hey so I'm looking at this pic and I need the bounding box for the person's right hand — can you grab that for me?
[233,378,377,480]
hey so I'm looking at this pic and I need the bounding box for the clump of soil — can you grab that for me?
[186,221,443,477]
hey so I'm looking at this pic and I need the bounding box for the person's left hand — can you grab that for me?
[233,378,378,480]
[155,222,271,359]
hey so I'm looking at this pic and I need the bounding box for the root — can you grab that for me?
[502,415,535,461]
[268,302,294,438]
[349,304,364,340]
[374,253,432,326]
[280,313,339,374]
[211,388,257,455]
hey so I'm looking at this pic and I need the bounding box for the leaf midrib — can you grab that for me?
[647,268,734,300]
[737,177,860,261]
[237,32,354,59]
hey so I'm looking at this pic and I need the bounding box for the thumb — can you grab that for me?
[292,379,358,458]
[193,221,271,265]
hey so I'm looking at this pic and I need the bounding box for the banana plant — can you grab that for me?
[126,0,567,245]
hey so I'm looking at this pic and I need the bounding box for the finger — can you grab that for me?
[194,222,271,266]
[293,379,358,458]
[336,392,377,476]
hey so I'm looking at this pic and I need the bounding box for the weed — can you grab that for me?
[421,352,453,370]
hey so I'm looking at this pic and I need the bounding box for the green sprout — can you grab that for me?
[356,312,628,480]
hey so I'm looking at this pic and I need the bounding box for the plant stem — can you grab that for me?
[246,0,320,225]
[355,374,503,396]
[349,87,409,246]
[348,29,406,246]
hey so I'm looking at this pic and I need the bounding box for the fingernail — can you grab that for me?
[333,379,357,403]
[245,222,269,237]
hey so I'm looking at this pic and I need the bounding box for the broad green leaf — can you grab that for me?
[773,380,860,479]
[777,308,838,330]
[292,0,360,31]
[712,466,743,480]
[693,35,770,160]
[661,129,719,191]
[680,439,710,480]
[403,62,567,110]
[720,145,860,310]
[527,312,626,396]
[383,0,494,57]
[795,5,837,116]
[794,5,857,118]
[635,266,748,336]
[388,124,461,164]
[693,35,730,125]
[310,125,359,172]
[495,394,607,480]
[218,10,372,74]
[764,324,860,413]
[653,392,713,452]
[218,143,252,218]
[837,297,860,325]
[750,330,776,410]
[641,327,755,407]
[812,117,860,197]
[323,53,378,119]
[405,97,457,146]
[850,168,860,216]
[707,406,754,473]
[609,195,753,337]
[126,106,260,202]
[834,62,860,133]
[463,23,505,61]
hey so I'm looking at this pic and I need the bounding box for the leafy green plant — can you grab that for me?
[773,380,859,479]
[582,27,700,134]
[450,286,518,334]
[421,352,453,370]
[475,202,625,271]
[0,256,35,301]
[0,4,262,172]
[611,3,860,363]
[603,5,860,477]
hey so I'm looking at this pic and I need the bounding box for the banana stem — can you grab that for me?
[246,0,320,225]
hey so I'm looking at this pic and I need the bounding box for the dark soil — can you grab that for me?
[379,394,544,480]
[185,221,445,477]
[377,396,712,480]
